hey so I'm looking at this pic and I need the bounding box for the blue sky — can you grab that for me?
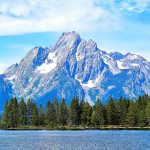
[0,0,150,73]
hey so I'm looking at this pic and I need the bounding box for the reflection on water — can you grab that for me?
[0,130,150,150]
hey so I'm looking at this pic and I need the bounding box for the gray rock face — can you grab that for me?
[0,75,13,110]
[0,31,150,110]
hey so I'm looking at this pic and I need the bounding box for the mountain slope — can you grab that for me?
[0,31,150,110]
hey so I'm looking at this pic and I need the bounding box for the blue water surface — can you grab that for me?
[0,130,150,150]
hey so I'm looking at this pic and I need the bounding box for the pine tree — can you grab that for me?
[58,98,68,126]
[32,103,39,126]
[78,100,85,125]
[91,110,97,126]
[5,105,11,127]
[91,99,104,127]
[126,101,137,127]
[45,101,56,127]
[138,110,147,127]
[38,104,45,126]
[13,97,19,127]
[69,98,80,126]
[3,100,9,124]
[52,98,59,112]
[18,98,27,126]
[106,97,118,125]
[8,98,19,127]
[81,102,92,126]
[136,95,147,112]
[146,99,150,126]
[52,98,59,125]
[26,99,33,125]
[117,97,128,125]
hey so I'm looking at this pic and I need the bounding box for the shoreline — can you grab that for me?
[1,126,150,131]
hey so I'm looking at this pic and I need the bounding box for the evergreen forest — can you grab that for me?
[1,94,150,129]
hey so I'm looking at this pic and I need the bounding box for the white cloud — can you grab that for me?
[120,0,150,13]
[0,0,149,36]
[0,0,122,36]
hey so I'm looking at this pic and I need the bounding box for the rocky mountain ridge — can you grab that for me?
[0,31,149,110]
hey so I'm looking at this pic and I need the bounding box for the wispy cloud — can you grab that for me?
[120,0,150,13]
[0,0,150,36]
[0,0,123,36]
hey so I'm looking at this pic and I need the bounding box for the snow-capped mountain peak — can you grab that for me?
[0,31,149,110]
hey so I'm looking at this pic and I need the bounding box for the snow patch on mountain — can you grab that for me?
[75,74,101,89]
[131,63,139,67]
[6,74,16,84]
[6,74,16,81]
[126,53,138,60]
[75,75,95,105]
[36,52,57,74]
[102,54,121,74]
[108,86,116,90]
[122,87,136,98]
[76,52,84,61]
[117,60,129,69]
[82,86,94,105]
[145,66,149,70]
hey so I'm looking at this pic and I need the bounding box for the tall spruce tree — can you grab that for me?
[32,103,39,126]
[52,98,59,125]
[8,98,19,127]
[81,102,92,126]
[18,98,27,126]
[26,99,33,125]
[91,98,104,127]
[106,97,118,125]
[38,104,45,126]
[138,110,147,127]
[58,98,68,126]
[3,100,9,124]
[78,100,85,125]
[52,98,59,112]
[45,101,56,127]
[69,98,80,126]
[126,101,138,127]
[117,97,128,125]
[146,99,150,126]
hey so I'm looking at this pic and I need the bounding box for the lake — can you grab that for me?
[0,130,150,150]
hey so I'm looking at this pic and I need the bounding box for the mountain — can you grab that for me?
[0,31,150,110]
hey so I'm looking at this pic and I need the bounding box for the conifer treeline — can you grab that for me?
[1,94,150,128]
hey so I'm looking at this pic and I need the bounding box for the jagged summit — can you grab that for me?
[0,31,149,110]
